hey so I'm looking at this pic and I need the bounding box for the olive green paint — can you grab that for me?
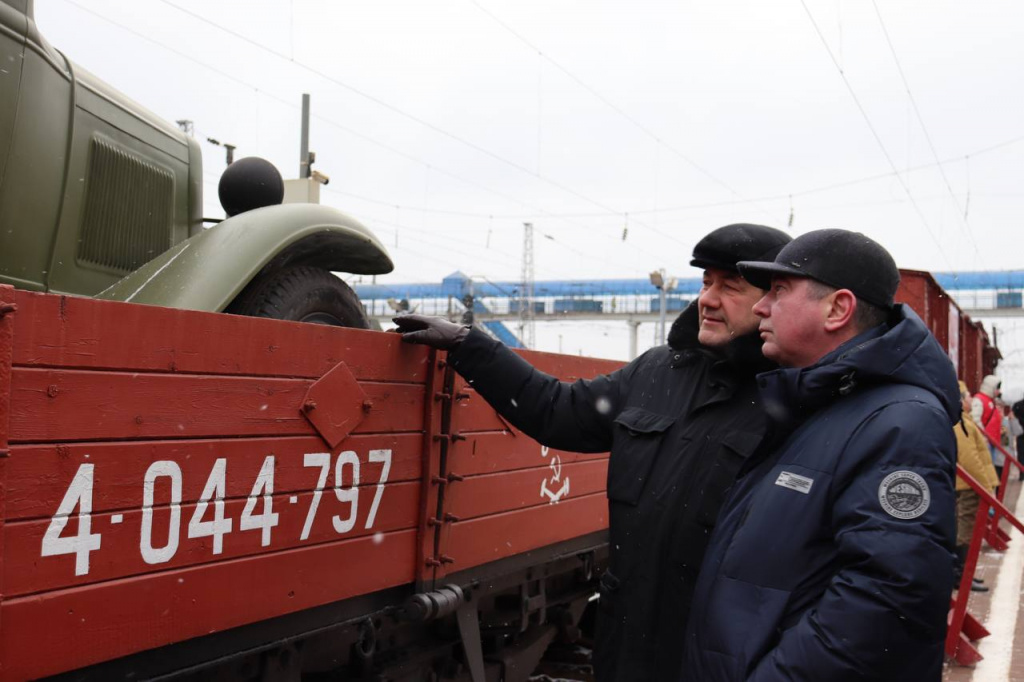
[95,203,393,312]
[0,0,392,307]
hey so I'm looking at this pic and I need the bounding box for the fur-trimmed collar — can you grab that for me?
[667,301,773,375]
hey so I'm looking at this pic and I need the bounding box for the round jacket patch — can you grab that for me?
[878,471,930,520]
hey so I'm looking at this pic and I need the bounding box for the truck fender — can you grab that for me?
[95,203,392,312]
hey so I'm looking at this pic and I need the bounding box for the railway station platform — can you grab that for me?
[946,476,1024,682]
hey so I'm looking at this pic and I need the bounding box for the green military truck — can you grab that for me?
[0,0,392,326]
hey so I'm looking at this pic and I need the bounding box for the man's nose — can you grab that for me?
[752,293,770,318]
[699,286,719,307]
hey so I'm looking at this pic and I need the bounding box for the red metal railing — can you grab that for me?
[985,436,1024,551]
[947,437,1024,666]
[947,465,1023,665]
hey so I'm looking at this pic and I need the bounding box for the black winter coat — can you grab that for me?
[449,304,775,682]
[682,305,960,682]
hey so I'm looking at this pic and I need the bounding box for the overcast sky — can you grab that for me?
[34,0,1024,390]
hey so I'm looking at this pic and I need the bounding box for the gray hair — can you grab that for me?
[804,280,889,332]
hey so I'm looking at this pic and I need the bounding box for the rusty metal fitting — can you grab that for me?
[361,400,374,412]
[403,584,466,623]
[443,513,461,523]
[433,392,452,402]
[450,433,466,443]
[437,360,447,369]
[424,557,442,567]
[446,472,465,483]
[454,392,471,401]
[301,399,317,412]
[0,302,16,317]
[427,517,443,527]
[440,555,456,565]
[430,476,448,486]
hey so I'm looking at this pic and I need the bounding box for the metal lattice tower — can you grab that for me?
[518,222,536,348]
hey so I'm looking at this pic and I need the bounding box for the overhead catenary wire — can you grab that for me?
[799,0,954,271]
[467,0,784,226]
[153,0,694,249]
[343,208,645,277]
[349,208,646,281]
[870,0,981,263]
[58,0,670,268]
[59,0,1019,276]
[324,132,1024,220]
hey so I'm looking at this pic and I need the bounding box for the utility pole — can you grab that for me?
[519,222,536,348]
[299,93,313,179]
[649,269,677,345]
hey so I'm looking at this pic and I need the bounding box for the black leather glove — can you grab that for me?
[392,314,470,350]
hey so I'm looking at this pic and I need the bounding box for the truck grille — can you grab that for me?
[78,137,175,273]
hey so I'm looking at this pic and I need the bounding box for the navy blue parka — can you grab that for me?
[682,304,960,682]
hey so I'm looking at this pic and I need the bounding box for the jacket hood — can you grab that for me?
[979,374,1001,398]
[667,301,702,351]
[759,304,961,431]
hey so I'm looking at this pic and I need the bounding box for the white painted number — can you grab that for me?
[188,458,232,554]
[240,456,279,546]
[140,461,182,564]
[332,451,360,534]
[301,453,331,540]
[42,449,393,578]
[366,449,392,529]
[41,463,102,576]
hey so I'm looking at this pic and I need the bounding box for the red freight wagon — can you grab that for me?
[0,286,618,681]
[0,269,1000,680]
[895,269,999,393]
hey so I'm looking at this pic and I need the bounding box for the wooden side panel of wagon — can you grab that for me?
[0,288,625,680]
[0,289,436,680]
[431,349,621,582]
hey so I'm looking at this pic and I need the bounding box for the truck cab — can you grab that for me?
[0,0,391,325]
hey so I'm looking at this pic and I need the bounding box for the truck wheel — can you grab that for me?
[227,265,370,328]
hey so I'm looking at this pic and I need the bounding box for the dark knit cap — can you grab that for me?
[690,224,792,282]
[737,228,900,308]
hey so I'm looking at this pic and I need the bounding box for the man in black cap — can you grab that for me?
[682,229,960,682]
[393,223,790,682]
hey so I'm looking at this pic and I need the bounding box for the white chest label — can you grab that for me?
[775,471,814,494]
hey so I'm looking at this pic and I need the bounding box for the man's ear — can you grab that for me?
[823,289,857,332]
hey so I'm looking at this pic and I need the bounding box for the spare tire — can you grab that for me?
[226,265,370,328]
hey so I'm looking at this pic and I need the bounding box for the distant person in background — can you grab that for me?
[954,381,998,592]
[999,399,1012,452]
[1013,398,1024,479]
[972,374,1003,476]
[1006,400,1023,480]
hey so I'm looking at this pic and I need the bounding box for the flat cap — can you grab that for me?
[690,224,792,278]
[738,229,900,308]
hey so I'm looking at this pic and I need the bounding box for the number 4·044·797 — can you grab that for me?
[40,449,393,577]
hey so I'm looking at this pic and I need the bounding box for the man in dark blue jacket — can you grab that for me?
[682,229,960,682]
